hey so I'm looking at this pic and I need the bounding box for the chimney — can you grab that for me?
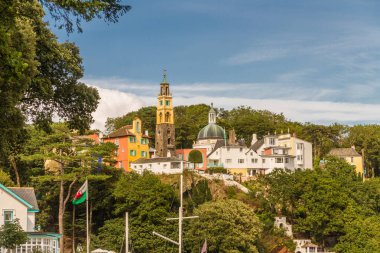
[251,134,257,145]
[229,129,236,145]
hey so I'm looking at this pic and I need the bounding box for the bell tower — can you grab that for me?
[155,70,176,157]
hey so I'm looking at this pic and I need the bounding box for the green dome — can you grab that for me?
[197,123,225,140]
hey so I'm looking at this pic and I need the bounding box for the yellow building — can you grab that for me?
[155,70,176,157]
[103,117,150,171]
[328,147,364,175]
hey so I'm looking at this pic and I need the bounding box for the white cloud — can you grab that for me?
[225,48,289,65]
[91,86,145,130]
[91,86,380,130]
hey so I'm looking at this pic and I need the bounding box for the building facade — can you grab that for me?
[328,147,364,175]
[131,157,188,174]
[176,148,208,171]
[103,117,150,171]
[155,72,176,157]
[0,183,60,253]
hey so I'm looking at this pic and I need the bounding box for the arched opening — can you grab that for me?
[165,112,170,122]
[168,137,171,145]
[159,112,163,123]
[166,87,169,95]
[136,121,140,133]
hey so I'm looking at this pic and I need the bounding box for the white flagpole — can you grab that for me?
[86,179,90,253]
[179,161,183,253]
[126,212,129,253]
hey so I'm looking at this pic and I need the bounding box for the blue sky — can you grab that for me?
[47,0,380,129]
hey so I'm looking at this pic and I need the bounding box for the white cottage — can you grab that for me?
[131,157,188,174]
[0,183,60,253]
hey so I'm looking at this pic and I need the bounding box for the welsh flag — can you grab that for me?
[72,181,87,205]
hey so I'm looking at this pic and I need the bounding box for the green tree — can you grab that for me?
[0,219,27,251]
[0,170,14,187]
[185,199,263,253]
[335,215,380,253]
[188,150,203,170]
[22,123,117,251]
[103,171,179,252]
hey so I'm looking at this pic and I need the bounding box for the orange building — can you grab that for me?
[103,117,150,171]
[176,148,207,171]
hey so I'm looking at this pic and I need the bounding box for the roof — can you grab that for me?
[8,187,39,211]
[328,148,361,157]
[301,242,319,248]
[132,157,185,164]
[27,232,61,239]
[197,123,225,140]
[207,139,226,158]
[104,125,135,138]
[250,139,264,152]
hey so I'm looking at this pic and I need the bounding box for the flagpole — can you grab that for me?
[86,179,90,253]
[72,205,75,253]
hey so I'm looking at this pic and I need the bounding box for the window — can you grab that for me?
[262,159,266,163]
[251,158,258,163]
[275,158,283,163]
[273,149,279,154]
[129,150,136,156]
[250,152,253,156]
[141,151,147,157]
[136,122,140,133]
[225,159,232,164]
[285,158,289,163]
[238,159,244,164]
[165,112,170,122]
[165,100,170,106]
[3,210,14,224]
[297,155,303,161]
[269,138,275,145]
[115,138,119,145]
[160,100,163,106]
[119,161,123,169]
[129,137,136,143]
[297,143,303,150]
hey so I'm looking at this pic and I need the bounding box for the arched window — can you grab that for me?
[136,121,140,133]
[165,112,170,122]
[159,112,163,123]
[168,137,171,145]
[166,87,169,95]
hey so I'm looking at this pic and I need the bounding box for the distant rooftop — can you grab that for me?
[328,148,361,157]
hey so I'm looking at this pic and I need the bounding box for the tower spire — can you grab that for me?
[162,69,167,83]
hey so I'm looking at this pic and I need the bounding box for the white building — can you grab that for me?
[131,157,188,174]
[192,103,313,177]
[274,217,334,253]
[0,183,60,253]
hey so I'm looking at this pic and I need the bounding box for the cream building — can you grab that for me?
[328,147,363,175]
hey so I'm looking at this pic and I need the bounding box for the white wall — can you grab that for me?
[132,162,183,174]
[0,188,30,232]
